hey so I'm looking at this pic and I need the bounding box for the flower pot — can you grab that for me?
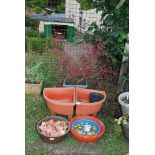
[75,88,106,116]
[43,87,106,118]
[25,80,43,95]
[43,87,75,119]
[122,124,129,141]
[118,92,129,115]
[37,116,70,144]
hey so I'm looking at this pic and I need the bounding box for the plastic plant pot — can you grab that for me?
[69,116,105,142]
[63,78,88,88]
[118,92,129,115]
[43,87,106,118]
[37,116,70,144]
[43,87,75,119]
[75,88,106,116]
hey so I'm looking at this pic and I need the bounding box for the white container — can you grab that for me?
[118,92,129,115]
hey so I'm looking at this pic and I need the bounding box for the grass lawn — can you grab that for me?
[25,93,129,155]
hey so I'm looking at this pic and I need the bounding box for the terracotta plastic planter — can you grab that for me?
[43,87,106,119]
[75,88,106,116]
[43,87,75,119]
[37,116,70,144]
[70,116,105,142]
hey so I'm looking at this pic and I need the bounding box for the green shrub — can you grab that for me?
[26,38,32,53]
[43,38,54,51]
[33,6,43,14]
[26,36,55,53]
[25,16,40,29]
[25,27,39,37]
[55,3,65,13]
[52,39,64,50]
[39,33,45,38]
[26,0,48,9]
[25,27,64,53]
[77,0,129,69]
[28,37,43,53]
[25,62,44,83]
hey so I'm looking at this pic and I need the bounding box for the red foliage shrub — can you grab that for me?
[50,42,116,83]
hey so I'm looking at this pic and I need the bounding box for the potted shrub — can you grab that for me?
[25,62,44,94]
[115,114,129,141]
[118,92,129,115]
[51,48,115,88]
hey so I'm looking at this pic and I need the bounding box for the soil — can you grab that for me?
[43,140,100,155]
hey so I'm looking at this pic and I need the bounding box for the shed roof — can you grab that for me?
[29,13,74,23]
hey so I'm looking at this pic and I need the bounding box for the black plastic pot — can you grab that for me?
[37,116,70,144]
[89,92,105,103]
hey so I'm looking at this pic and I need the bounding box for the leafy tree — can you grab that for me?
[77,0,129,68]
[25,16,40,29]
[76,0,94,9]
[55,2,65,13]
[26,0,48,9]
[48,0,65,13]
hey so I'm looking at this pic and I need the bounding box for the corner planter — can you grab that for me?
[122,124,129,141]
[43,87,75,120]
[25,80,43,95]
[63,78,88,88]
[118,92,129,115]
[75,88,106,116]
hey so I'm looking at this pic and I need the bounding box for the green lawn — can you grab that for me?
[25,94,129,155]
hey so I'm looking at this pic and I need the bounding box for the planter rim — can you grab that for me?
[63,78,88,88]
[25,80,43,85]
[118,92,129,107]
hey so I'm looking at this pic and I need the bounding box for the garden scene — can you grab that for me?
[25,0,129,155]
